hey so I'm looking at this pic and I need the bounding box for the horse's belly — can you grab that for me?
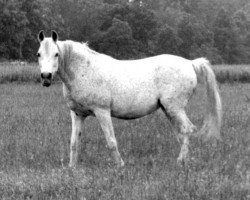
[111,94,159,119]
[111,104,159,119]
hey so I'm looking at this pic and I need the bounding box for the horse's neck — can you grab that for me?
[57,41,92,90]
[56,41,76,89]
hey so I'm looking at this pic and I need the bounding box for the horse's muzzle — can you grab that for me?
[41,72,52,87]
[42,79,51,87]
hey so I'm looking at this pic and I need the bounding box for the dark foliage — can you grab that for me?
[1,0,250,63]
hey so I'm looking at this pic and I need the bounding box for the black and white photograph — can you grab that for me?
[0,0,249,199]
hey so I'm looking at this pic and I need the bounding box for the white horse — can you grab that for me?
[37,30,222,167]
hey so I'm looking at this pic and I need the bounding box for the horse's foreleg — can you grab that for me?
[69,110,86,168]
[94,108,124,167]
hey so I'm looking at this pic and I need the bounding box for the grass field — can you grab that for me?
[0,82,249,199]
[0,62,249,199]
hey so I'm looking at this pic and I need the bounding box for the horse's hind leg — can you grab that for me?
[94,108,124,167]
[160,103,197,163]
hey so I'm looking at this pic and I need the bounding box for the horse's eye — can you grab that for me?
[55,53,59,57]
[37,53,40,57]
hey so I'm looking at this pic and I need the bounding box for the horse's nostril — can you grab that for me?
[47,73,52,79]
[41,72,52,79]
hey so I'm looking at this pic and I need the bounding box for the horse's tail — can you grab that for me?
[192,58,222,140]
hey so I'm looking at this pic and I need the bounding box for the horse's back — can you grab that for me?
[108,54,197,95]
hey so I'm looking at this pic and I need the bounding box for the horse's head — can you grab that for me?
[37,30,59,87]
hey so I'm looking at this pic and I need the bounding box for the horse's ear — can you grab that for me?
[51,30,58,42]
[38,30,44,42]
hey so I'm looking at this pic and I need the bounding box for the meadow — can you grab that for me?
[0,61,249,84]
[0,62,249,199]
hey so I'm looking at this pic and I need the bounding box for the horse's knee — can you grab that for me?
[179,121,197,135]
[178,134,189,144]
[106,137,118,151]
[106,137,124,166]
[70,141,77,152]
[70,134,79,152]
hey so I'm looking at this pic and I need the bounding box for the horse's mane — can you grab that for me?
[80,42,100,55]
[63,40,100,57]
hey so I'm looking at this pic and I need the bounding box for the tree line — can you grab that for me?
[1,0,250,64]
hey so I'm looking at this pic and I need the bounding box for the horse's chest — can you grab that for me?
[63,85,111,115]
[63,92,91,116]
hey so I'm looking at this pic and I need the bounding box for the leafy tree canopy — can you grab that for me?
[0,0,250,63]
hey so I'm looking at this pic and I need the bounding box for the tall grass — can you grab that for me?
[213,64,250,83]
[0,62,249,84]
[0,83,249,199]
[0,62,40,83]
